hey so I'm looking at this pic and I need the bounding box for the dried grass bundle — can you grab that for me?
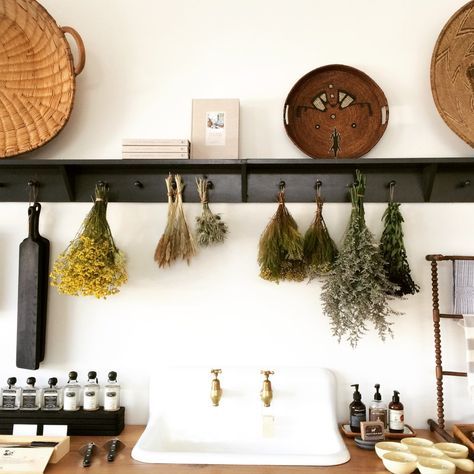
[303,196,337,279]
[154,174,196,267]
[195,177,228,247]
[258,189,306,283]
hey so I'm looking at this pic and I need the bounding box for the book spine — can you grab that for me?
[122,139,189,146]
[122,145,189,153]
[121,152,189,159]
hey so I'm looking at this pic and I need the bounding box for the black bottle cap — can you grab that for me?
[26,377,36,386]
[351,384,362,401]
[68,371,78,382]
[7,377,16,388]
[48,377,58,388]
[108,371,117,382]
[374,383,382,401]
[392,390,400,403]
[88,371,97,381]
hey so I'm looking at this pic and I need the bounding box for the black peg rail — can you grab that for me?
[1,158,474,203]
[0,407,125,436]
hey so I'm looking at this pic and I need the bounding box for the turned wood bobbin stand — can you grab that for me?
[426,254,473,443]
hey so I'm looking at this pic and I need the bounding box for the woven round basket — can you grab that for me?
[431,1,474,147]
[0,0,85,158]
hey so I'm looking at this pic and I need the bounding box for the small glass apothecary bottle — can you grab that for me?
[42,377,62,411]
[104,371,120,412]
[83,371,100,411]
[21,377,40,410]
[63,371,81,411]
[0,377,21,410]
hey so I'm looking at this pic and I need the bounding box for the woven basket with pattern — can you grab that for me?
[0,0,85,158]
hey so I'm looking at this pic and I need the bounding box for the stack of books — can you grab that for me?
[122,139,190,159]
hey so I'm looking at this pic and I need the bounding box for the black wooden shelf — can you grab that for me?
[0,157,473,203]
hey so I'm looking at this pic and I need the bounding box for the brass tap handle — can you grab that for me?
[211,369,222,379]
[260,370,275,380]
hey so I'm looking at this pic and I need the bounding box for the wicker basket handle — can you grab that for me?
[61,26,86,76]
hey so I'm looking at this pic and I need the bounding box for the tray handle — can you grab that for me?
[61,26,86,76]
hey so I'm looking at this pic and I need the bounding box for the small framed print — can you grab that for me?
[191,99,239,159]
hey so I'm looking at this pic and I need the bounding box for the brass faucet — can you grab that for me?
[210,369,222,406]
[260,370,274,407]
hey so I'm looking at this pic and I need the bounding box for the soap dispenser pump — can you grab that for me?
[389,390,404,433]
[210,369,223,407]
[369,383,387,428]
[349,384,366,432]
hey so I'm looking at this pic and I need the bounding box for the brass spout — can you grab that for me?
[210,369,222,406]
[260,370,274,407]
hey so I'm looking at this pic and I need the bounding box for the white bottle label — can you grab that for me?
[104,388,119,411]
[64,390,77,411]
[83,389,98,410]
[389,410,404,430]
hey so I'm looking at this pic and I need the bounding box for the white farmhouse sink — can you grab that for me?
[132,367,350,466]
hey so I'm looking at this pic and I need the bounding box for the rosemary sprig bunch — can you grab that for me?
[258,188,306,283]
[321,170,399,347]
[303,196,338,279]
[154,174,196,266]
[195,177,228,247]
[50,183,127,299]
[380,199,419,296]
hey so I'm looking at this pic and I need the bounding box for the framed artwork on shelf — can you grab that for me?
[191,98,240,159]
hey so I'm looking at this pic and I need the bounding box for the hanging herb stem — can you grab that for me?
[50,183,127,299]
[321,170,399,347]
[195,178,228,247]
[258,188,306,283]
[154,174,177,267]
[173,174,197,264]
[303,195,338,279]
[380,195,420,296]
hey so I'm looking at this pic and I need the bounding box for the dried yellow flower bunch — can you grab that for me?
[50,184,127,298]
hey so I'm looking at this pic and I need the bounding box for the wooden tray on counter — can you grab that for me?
[453,424,474,456]
[340,423,416,439]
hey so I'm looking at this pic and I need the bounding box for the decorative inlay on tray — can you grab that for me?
[284,64,389,159]
[431,1,474,147]
[0,0,85,158]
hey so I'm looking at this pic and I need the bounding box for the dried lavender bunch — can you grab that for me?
[321,170,400,347]
[303,196,338,279]
[154,174,177,267]
[380,200,419,296]
[195,177,228,247]
[258,189,306,283]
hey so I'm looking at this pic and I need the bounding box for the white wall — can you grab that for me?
[0,0,473,427]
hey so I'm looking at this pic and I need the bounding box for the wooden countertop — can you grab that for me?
[44,426,454,473]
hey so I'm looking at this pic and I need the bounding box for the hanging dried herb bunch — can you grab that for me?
[154,174,196,266]
[50,183,127,299]
[303,187,338,279]
[195,177,228,247]
[154,174,178,267]
[321,170,399,347]
[380,184,419,296]
[258,185,306,283]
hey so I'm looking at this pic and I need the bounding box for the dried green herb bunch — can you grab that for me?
[380,195,419,296]
[154,174,196,266]
[303,195,338,279]
[321,170,399,347]
[258,188,306,283]
[50,183,127,299]
[195,177,228,247]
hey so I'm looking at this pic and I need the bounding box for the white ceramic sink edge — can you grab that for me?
[132,367,350,466]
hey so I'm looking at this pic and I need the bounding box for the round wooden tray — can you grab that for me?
[431,1,474,147]
[0,0,85,158]
[284,64,389,159]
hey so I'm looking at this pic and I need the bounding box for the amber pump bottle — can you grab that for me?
[349,384,366,433]
[388,390,404,433]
